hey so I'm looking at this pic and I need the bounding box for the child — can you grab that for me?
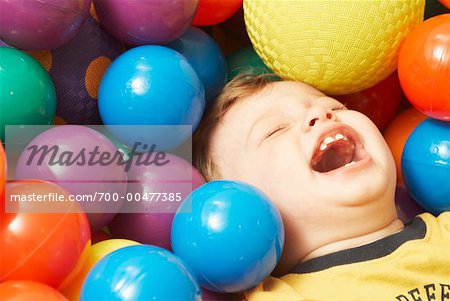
[193,74,450,301]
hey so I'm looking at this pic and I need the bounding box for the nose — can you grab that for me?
[303,106,336,131]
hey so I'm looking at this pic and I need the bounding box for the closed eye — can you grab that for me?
[264,125,287,140]
[332,105,347,111]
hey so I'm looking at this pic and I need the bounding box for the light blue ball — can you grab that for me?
[98,45,205,150]
[80,245,201,301]
[402,118,450,215]
[171,180,285,293]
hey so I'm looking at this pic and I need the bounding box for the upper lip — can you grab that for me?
[309,123,363,164]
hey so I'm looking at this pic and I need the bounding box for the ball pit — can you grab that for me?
[0,181,90,288]
[398,14,450,121]
[0,48,56,141]
[244,0,425,94]
[402,119,450,215]
[1,0,450,299]
[0,0,91,50]
[93,0,198,45]
[171,180,284,293]
[81,245,201,301]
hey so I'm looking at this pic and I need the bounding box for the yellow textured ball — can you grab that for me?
[244,0,425,94]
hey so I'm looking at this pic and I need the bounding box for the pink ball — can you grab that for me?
[0,0,91,50]
[108,153,205,250]
[93,0,198,45]
[15,125,127,232]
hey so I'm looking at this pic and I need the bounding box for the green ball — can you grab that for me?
[226,47,273,80]
[0,48,56,141]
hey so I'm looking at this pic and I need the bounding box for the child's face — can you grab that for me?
[210,81,397,271]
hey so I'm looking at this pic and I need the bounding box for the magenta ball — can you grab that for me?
[0,0,91,50]
[395,185,425,224]
[93,0,198,45]
[15,125,127,232]
[108,153,205,250]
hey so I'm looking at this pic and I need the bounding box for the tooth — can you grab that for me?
[345,161,356,167]
[320,143,327,151]
[335,133,344,140]
[323,137,335,144]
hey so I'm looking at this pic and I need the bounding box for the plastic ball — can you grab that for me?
[98,45,205,150]
[0,181,91,287]
[80,245,201,301]
[398,14,450,121]
[93,0,198,45]
[193,0,243,26]
[440,0,450,9]
[333,72,402,131]
[402,119,450,215]
[61,239,139,301]
[171,180,284,293]
[0,48,56,141]
[201,288,234,301]
[109,154,205,250]
[395,186,425,224]
[0,0,91,50]
[244,0,425,95]
[0,281,68,301]
[15,125,127,232]
[384,108,427,185]
[167,27,227,103]
[227,47,272,80]
[28,13,124,125]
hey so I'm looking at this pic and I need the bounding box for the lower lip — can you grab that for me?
[314,155,373,177]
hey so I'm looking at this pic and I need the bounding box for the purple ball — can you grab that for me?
[201,288,234,301]
[395,185,425,224]
[15,125,127,231]
[38,14,124,124]
[0,0,91,50]
[93,0,199,45]
[108,153,205,250]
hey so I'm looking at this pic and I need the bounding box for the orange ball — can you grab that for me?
[398,14,450,121]
[193,0,243,26]
[440,0,450,9]
[0,281,68,301]
[0,181,90,288]
[384,108,427,185]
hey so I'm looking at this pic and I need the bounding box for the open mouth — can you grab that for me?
[311,126,368,173]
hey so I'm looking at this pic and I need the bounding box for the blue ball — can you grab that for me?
[167,27,227,105]
[80,245,201,301]
[402,118,450,215]
[98,45,205,150]
[171,180,284,293]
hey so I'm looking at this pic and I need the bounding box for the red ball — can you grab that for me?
[0,281,68,301]
[440,0,450,9]
[0,181,90,288]
[193,0,243,26]
[398,14,450,121]
[333,72,402,131]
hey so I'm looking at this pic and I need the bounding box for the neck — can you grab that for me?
[301,218,405,263]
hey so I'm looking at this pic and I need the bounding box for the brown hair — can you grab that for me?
[192,73,276,181]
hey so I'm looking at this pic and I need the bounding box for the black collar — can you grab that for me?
[291,217,427,274]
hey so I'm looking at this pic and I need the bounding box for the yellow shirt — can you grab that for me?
[245,212,450,301]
